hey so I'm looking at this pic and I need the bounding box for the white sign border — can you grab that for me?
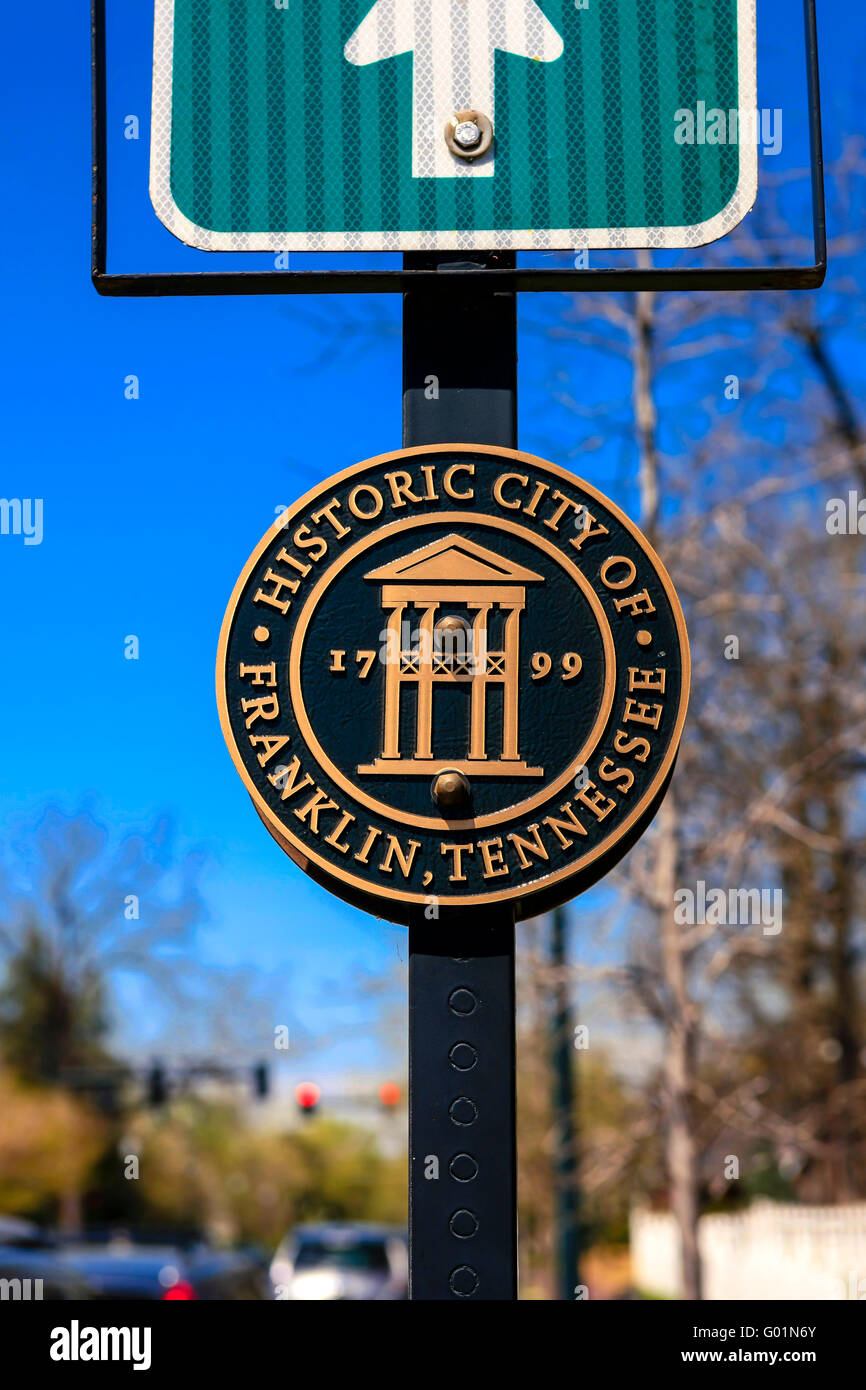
[149,0,758,254]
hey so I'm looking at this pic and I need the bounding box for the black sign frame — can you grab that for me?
[91,0,826,298]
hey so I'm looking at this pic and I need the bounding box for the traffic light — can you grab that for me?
[295,1082,320,1117]
[147,1063,169,1107]
[379,1081,401,1110]
[252,1062,269,1099]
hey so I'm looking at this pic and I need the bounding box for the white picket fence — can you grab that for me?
[630,1201,866,1300]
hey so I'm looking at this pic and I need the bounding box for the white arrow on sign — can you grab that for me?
[344,0,564,179]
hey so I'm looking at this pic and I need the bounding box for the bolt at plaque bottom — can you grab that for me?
[432,769,472,810]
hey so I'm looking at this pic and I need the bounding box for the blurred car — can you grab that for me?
[269,1223,408,1300]
[57,1235,269,1301]
[184,1247,270,1300]
[0,1215,50,1248]
[0,1216,93,1300]
[0,1244,94,1301]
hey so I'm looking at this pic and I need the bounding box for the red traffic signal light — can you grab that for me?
[379,1081,401,1109]
[295,1082,320,1113]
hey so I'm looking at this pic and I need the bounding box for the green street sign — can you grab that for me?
[151,0,757,254]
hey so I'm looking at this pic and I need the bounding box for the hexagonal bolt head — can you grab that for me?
[444,110,494,161]
[432,769,472,810]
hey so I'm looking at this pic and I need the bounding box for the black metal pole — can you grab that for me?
[404,252,519,1300]
[550,905,580,1299]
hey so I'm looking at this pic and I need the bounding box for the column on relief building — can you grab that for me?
[414,602,439,761]
[381,598,408,760]
[468,601,493,761]
[501,598,525,761]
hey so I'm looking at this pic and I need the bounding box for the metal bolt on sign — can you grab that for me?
[453,121,482,149]
[445,110,494,160]
[432,769,472,811]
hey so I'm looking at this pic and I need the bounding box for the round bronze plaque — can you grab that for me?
[217,445,689,923]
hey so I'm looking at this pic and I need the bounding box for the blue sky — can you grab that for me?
[0,1,859,1084]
